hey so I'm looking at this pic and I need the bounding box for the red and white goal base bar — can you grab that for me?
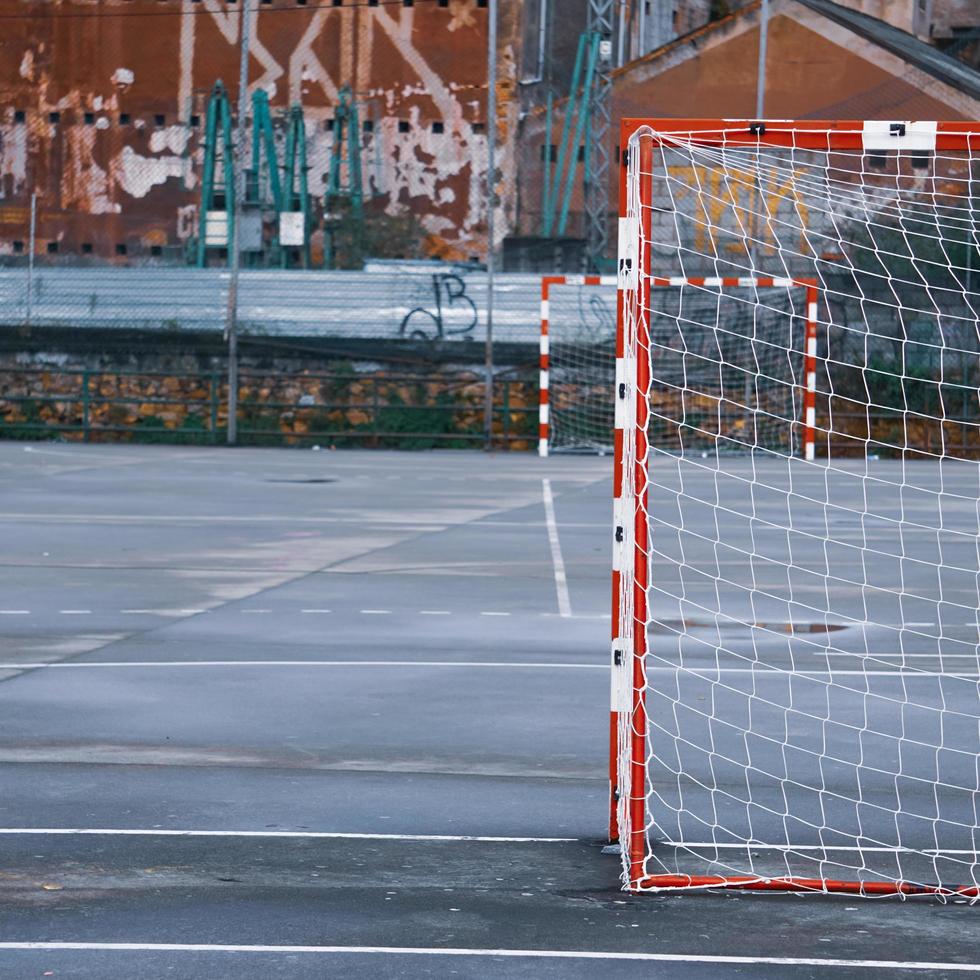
[610,118,980,900]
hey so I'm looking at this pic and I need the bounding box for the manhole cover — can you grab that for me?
[265,478,336,484]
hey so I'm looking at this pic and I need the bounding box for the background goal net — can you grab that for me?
[612,119,980,899]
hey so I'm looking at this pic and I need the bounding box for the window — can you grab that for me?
[81,242,94,254]
[150,245,163,257]
[115,243,128,256]
[46,241,58,254]
[14,110,25,124]
[84,111,95,125]
[432,121,444,134]
[540,143,557,162]
[12,241,24,254]
[398,120,410,134]
[911,151,931,171]
[154,113,165,127]
[190,114,200,128]
[48,111,60,124]
[868,151,888,169]
[472,122,485,134]
[119,112,131,125]
[362,119,374,133]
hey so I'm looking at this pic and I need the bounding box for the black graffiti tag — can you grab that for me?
[399,273,478,341]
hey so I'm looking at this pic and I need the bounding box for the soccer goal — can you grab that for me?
[538,275,617,456]
[611,119,980,899]
[538,274,818,459]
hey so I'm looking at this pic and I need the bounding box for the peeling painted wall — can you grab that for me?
[0,0,523,263]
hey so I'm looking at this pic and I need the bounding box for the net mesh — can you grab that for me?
[614,123,980,899]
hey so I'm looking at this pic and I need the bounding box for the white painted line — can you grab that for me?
[360,610,391,615]
[823,652,980,660]
[241,609,271,614]
[480,611,511,617]
[300,609,332,614]
[0,512,606,530]
[0,943,974,971]
[542,478,572,618]
[0,660,605,670]
[120,609,207,616]
[0,828,576,843]
[0,662,971,678]
[418,610,450,616]
[669,842,980,855]
[0,610,30,616]
[541,612,607,620]
[58,610,91,615]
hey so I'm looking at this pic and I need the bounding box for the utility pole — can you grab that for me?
[25,192,36,328]
[225,0,252,446]
[756,0,769,119]
[585,0,613,273]
[484,0,497,450]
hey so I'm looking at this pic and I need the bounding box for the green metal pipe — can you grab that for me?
[543,32,586,238]
[540,91,552,238]
[557,32,598,237]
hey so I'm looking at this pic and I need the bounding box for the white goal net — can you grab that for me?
[612,120,980,899]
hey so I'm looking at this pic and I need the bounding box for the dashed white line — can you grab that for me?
[360,609,392,615]
[300,609,332,614]
[0,610,30,616]
[241,609,271,615]
[120,609,207,616]
[480,612,511,617]
[58,610,91,615]
[419,610,451,616]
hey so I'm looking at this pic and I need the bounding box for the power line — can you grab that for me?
[0,0,479,22]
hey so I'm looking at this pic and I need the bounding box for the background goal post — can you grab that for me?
[611,118,980,899]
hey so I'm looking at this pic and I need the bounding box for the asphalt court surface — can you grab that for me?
[0,443,976,979]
